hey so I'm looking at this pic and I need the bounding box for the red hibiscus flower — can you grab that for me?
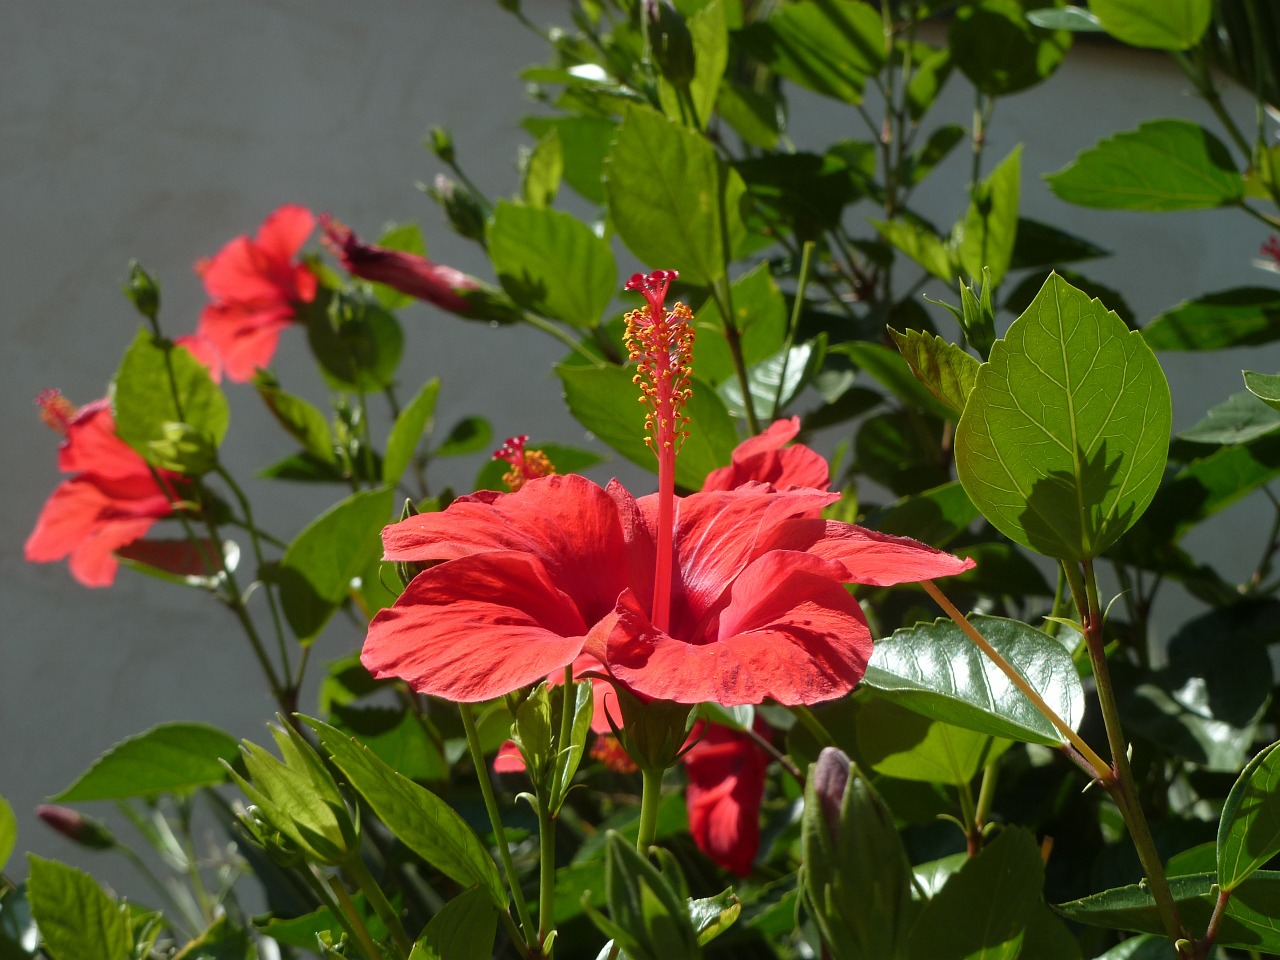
[195,205,318,382]
[682,720,770,875]
[702,416,829,492]
[25,391,180,587]
[361,271,973,709]
[320,215,479,315]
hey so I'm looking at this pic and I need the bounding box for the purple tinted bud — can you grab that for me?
[36,804,115,850]
[812,747,851,841]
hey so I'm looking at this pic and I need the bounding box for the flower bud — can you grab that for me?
[122,260,160,321]
[36,804,116,850]
[646,1,696,87]
[147,421,218,476]
[811,746,851,842]
[429,174,488,243]
[427,126,455,165]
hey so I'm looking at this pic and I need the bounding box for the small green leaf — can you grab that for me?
[172,915,254,960]
[689,889,741,946]
[26,856,130,960]
[1178,390,1280,445]
[1055,871,1280,951]
[951,0,1070,97]
[433,416,493,458]
[255,378,335,463]
[557,362,737,489]
[306,295,404,392]
[863,615,1085,747]
[855,698,1008,786]
[489,202,616,328]
[1218,740,1280,891]
[409,887,499,960]
[908,827,1044,960]
[872,217,958,284]
[304,717,507,907]
[1026,6,1105,32]
[600,831,699,960]
[956,273,1172,561]
[1143,287,1280,351]
[657,0,728,130]
[958,145,1021,287]
[1092,936,1173,960]
[604,106,745,286]
[888,327,980,416]
[521,116,617,205]
[113,328,230,465]
[1046,120,1242,211]
[383,378,440,485]
[838,341,957,421]
[718,338,824,420]
[1091,0,1211,49]
[904,124,965,187]
[0,796,14,874]
[278,488,394,645]
[1244,370,1280,413]
[523,127,563,208]
[54,722,239,802]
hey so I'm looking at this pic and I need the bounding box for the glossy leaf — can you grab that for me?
[689,889,741,946]
[1218,740,1280,891]
[1093,936,1173,960]
[1055,871,1280,951]
[863,615,1085,747]
[1091,0,1211,50]
[873,217,958,284]
[956,273,1172,561]
[0,797,13,874]
[888,327,980,417]
[951,0,1070,96]
[54,722,238,801]
[410,887,499,960]
[278,488,393,645]
[604,106,745,286]
[1178,390,1280,445]
[557,362,737,489]
[26,856,130,960]
[383,378,440,485]
[958,146,1021,287]
[1026,6,1104,32]
[113,328,229,463]
[304,717,507,907]
[489,201,616,328]
[738,0,884,105]
[1142,287,1280,351]
[718,338,823,420]
[1245,370,1280,413]
[908,827,1044,960]
[855,697,1008,786]
[1046,120,1242,211]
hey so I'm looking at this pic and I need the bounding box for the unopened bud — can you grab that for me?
[123,260,160,321]
[812,747,851,842]
[429,174,488,243]
[427,126,455,166]
[36,804,116,850]
[148,421,217,476]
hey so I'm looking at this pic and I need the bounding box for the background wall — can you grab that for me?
[2,0,1274,894]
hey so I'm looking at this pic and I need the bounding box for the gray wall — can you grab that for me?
[3,1,1275,893]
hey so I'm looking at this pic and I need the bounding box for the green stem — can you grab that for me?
[957,779,979,857]
[322,869,383,960]
[344,852,412,956]
[460,703,537,948]
[711,275,760,434]
[537,802,556,952]
[790,704,837,747]
[772,240,815,415]
[636,768,664,852]
[522,311,604,365]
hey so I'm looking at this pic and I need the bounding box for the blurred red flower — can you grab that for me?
[682,720,770,875]
[195,205,318,382]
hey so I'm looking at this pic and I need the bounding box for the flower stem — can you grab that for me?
[344,853,412,957]
[636,768,664,852]
[710,275,759,435]
[459,703,537,948]
[921,581,1111,780]
[321,869,383,960]
[537,801,556,952]
[772,240,815,416]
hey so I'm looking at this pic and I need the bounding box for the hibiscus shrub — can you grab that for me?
[9,2,1280,959]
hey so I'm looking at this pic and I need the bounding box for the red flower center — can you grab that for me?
[492,435,556,492]
[36,389,78,435]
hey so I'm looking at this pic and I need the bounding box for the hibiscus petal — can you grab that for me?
[196,301,294,382]
[493,741,527,775]
[683,722,768,875]
[68,518,159,588]
[382,475,631,625]
[701,416,829,492]
[58,401,150,480]
[362,550,591,702]
[255,205,316,264]
[607,552,870,706]
[765,518,976,586]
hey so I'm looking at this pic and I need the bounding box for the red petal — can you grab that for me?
[382,475,631,625]
[493,741,527,774]
[362,550,591,702]
[765,519,976,586]
[683,722,768,875]
[702,417,830,492]
[255,205,315,264]
[57,401,150,480]
[196,301,293,382]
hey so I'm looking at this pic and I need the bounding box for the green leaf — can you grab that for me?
[657,0,729,130]
[328,704,448,784]
[838,341,958,421]
[409,887,499,960]
[855,697,1008,786]
[1178,390,1280,445]
[1091,0,1211,49]
[956,273,1172,561]
[716,81,780,149]
[434,416,492,458]
[1219,740,1280,891]
[692,261,788,387]
[718,337,824,420]
[904,124,965,188]
[383,378,440,485]
[867,480,981,547]
[26,856,130,960]
[1009,217,1110,271]
[950,0,1070,97]
[1055,871,1280,951]
[1143,287,1280,350]
[523,126,563,208]
[0,797,13,874]
[604,105,745,286]
[599,832,699,960]
[863,615,1085,747]
[908,827,1044,960]
[1019,904,1083,960]
[872,217,958,284]
[304,717,507,908]
[958,146,1021,287]
[489,201,617,328]
[255,378,335,463]
[1026,6,1105,32]
[54,722,239,802]
[1245,370,1280,413]
[689,889,741,946]
[1046,120,1242,211]
[258,451,346,483]
[738,0,885,105]
[521,116,617,206]
[278,488,394,645]
[557,362,737,489]
[306,295,404,392]
[888,327,980,417]
[113,328,230,465]
[172,915,254,960]
[1092,936,1172,960]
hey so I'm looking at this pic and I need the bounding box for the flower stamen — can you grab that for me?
[36,389,79,435]
[493,435,555,492]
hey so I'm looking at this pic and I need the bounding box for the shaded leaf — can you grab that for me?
[434,416,492,458]
[958,145,1022,288]
[1178,390,1280,445]
[1009,217,1109,271]
[951,0,1070,96]
[855,697,1008,786]
[410,887,499,960]
[1218,739,1280,890]
[1143,287,1280,350]
[1245,370,1280,413]
[888,327,980,416]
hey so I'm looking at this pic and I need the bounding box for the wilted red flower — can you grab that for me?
[682,720,769,875]
[320,215,479,314]
[195,205,318,382]
[362,273,971,708]
[25,392,180,587]
[702,416,829,492]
